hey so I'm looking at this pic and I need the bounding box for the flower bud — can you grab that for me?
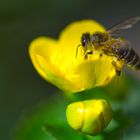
[66,99,112,135]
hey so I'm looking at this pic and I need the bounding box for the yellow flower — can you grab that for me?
[29,20,123,93]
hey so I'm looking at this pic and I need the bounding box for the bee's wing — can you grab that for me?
[108,16,140,36]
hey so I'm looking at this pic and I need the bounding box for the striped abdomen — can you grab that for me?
[114,48,140,70]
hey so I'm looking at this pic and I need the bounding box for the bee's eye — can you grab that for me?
[82,39,86,47]
[81,33,90,47]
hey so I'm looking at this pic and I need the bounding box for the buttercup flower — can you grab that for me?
[29,20,124,93]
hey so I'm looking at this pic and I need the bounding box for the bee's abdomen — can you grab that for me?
[121,48,140,70]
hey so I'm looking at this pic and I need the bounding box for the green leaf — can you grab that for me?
[102,109,131,140]
[13,74,140,140]
[13,94,103,140]
[13,94,67,140]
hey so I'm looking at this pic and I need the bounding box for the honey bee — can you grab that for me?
[77,16,140,76]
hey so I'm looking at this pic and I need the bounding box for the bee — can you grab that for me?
[77,16,140,76]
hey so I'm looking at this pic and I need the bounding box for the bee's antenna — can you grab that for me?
[76,44,81,59]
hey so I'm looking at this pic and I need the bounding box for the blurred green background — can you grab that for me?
[0,0,140,140]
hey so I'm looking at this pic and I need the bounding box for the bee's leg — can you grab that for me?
[116,69,121,77]
[112,61,121,84]
[112,58,123,80]
[84,54,88,59]
[83,49,87,60]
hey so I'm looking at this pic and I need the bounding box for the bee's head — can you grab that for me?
[91,32,108,44]
[76,33,92,59]
[81,33,91,47]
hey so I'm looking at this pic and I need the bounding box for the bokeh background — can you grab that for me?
[0,0,140,140]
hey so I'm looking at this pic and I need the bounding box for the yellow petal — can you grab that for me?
[29,37,79,91]
[29,20,122,93]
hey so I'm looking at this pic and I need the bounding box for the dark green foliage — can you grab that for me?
[14,75,140,140]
